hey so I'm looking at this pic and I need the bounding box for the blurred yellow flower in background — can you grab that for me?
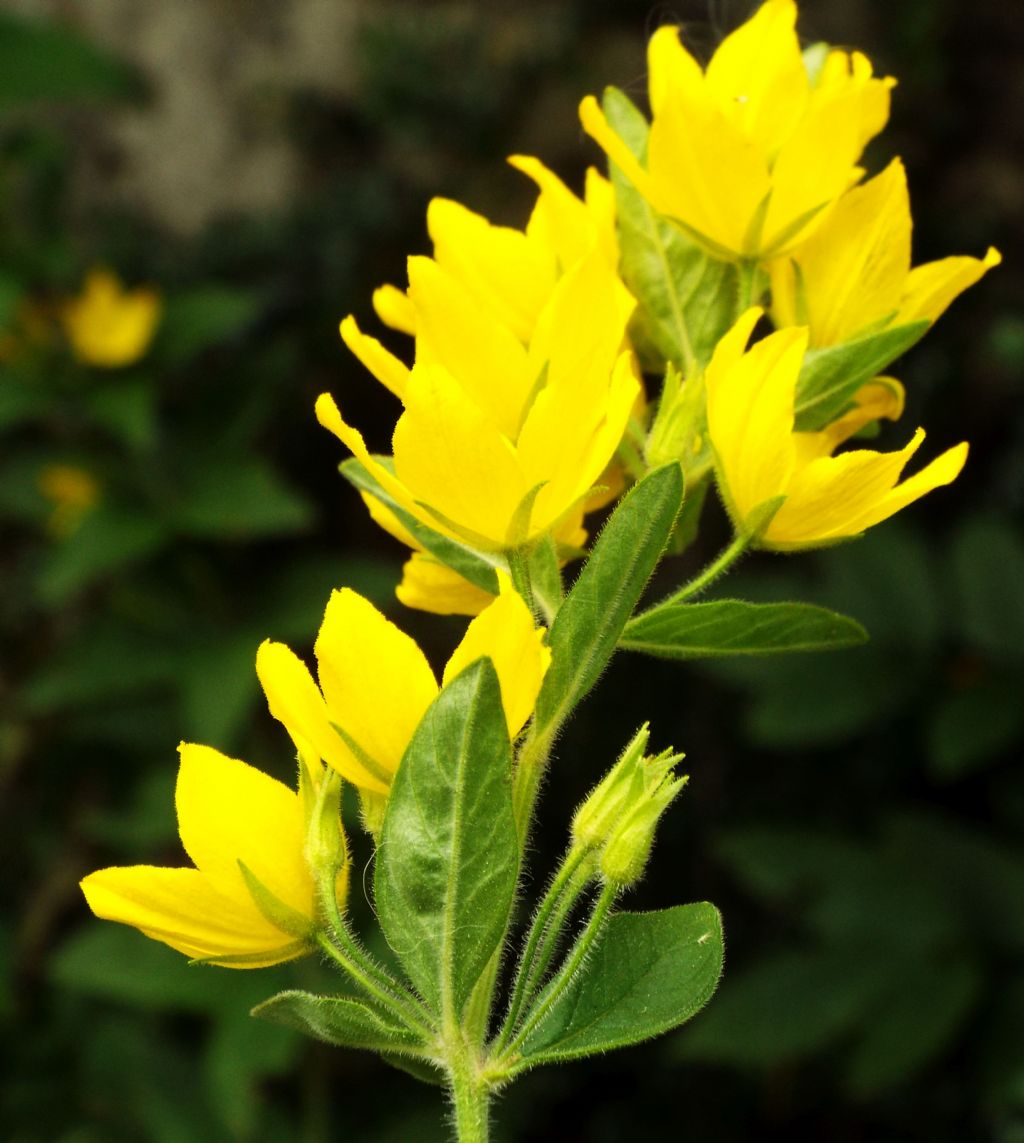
[705,309,968,549]
[38,463,101,537]
[61,267,161,368]
[80,744,337,968]
[770,159,1001,345]
[580,0,894,260]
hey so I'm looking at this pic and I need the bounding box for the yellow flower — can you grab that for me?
[334,158,633,610]
[770,159,1002,345]
[365,155,619,351]
[255,575,551,816]
[80,744,338,968]
[61,268,161,368]
[579,0,894,260]
[38,463,100,537]
[319,250,638,553]
[705,309,968,549]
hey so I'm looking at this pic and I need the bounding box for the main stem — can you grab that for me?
[448,1046,491,1143]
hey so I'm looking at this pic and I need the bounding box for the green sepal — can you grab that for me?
[339,456,500,595]
[620,599,868,659]
[527,534,563,621]
[512,903,724,1069]
[532,463,684,738]
[187,942,309,968]
[251,989,428,1054]
[794,320,929,431]
[374,659,519,1021]
[602,87,738,374]
[237,861,314,941]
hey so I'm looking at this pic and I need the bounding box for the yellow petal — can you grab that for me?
[360,490,421,550]
[705,312,802,525]
[81,866,303,967]
[771,159,911,344]
[583,166,620,268]
[647,24,706,118]
[442,573,551,737]
[175,744,313,916]
[314,588,439,779]
[647,85,772,257]
[897,247,1002,326]
[766,430,967,546]
[256,641,388,794]
[520,352,639,538]
[579,95,668,223]
[426,199,555,344]
[372,283,417,335]
[396,552,495,616]
[392,364,526,549]
[510,154,598,272]
[704,0,807,157]
[315,393,434,532]
[339,315,410,401]
[407,255,533,437]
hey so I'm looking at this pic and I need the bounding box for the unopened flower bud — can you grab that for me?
[304,765,350,895]
[572,725,651,852]
[571,725,687,890]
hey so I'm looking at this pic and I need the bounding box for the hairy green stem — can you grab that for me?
[658,530,751,608]
[494,846,591,1052]
[497,882,618,1065]
[318,874,434,1036]
[447,1043,490,1143]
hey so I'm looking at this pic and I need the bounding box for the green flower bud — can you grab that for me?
[571,725,687,890]
[303,765,350,893]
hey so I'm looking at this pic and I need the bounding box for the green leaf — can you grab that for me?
[50,925,292,1015]
[206,1012,300,1139]
[533,463,684,736]
[252,990,425,1053]
[676,947,893,1067]
[843,956,982,1097]
[517,903,723,1066]
[374,659,519,1019]
[794,320,928,431]
[155,286,262,365]
[35,506,167,606]
[340,457,500,597]
[0,271,24,327]
[621,599,868,659]
[87,380,157,452]
[603,87,737,374]
[0,12,139,108]
[927,674,1024,780]
[950,515,1024,661]
[173,457,312,539]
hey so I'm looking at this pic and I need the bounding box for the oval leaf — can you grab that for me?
[621,599,868,659]
[516,903,723,1067]
[252,989,424,1053]
[375,659,518,1021]
[533,463,684,736]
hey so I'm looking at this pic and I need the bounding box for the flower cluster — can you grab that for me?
[81,0,996,982]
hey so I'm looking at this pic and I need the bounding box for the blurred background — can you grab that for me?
[0,0,1021,1140]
